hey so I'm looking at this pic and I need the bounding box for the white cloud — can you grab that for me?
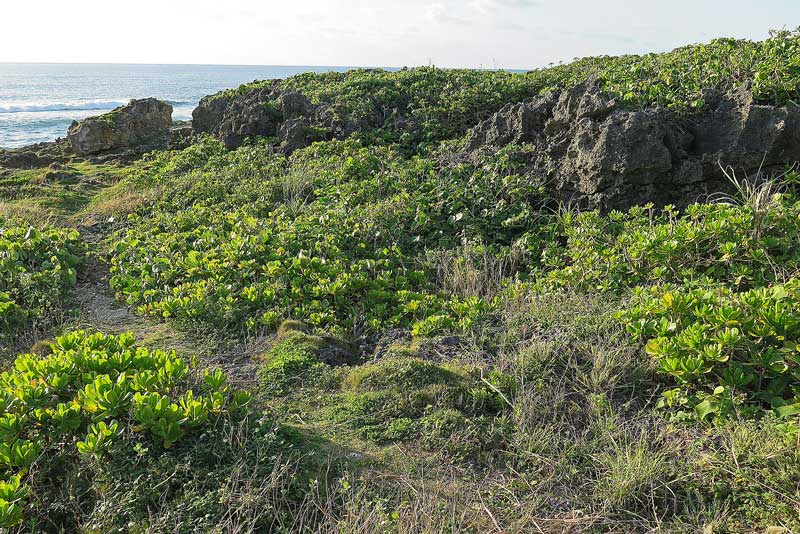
[469,0,495,13]
[424,2,469,25]
[425,2,447,22]
[469,0,538,13]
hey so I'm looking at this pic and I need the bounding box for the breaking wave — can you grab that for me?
[0,100,129,114]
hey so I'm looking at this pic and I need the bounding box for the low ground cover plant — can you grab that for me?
[0,221,82,343]
[541,188,800,292]
[0,330,251,527]
[536,178,800,420]
[109,138,531,339]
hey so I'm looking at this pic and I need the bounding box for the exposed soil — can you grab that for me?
[67,231,266,387]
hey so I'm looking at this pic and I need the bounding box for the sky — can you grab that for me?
[1,0,798,69]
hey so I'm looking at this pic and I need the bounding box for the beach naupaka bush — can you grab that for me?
[0,330,251,527]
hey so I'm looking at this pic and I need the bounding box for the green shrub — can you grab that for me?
[622,281,800,419]
[109,140,507,339]
[112,32,800,341]
[329,358,514,445]
[277,319,310,338]
[418,408,510,463]
[0,330,251,527]
[343,358,463,392]
[0,221,82,340]
[542,197,800,293]
[522,178,800,420]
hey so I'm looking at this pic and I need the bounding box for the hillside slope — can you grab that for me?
[0,30,799,533]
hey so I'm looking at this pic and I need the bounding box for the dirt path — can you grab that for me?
[1,161,267,387]
[69,245,265,387]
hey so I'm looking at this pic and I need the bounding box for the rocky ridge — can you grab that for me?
[463,78,800,210]
[4,75,800,212]
[192,84,389,151]
[192,77,800,211]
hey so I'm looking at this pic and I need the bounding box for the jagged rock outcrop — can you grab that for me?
[278,118,312,153]
[465,78,800,210]
[192,84,284,149]
[0,140,74,170]
[192,83,386,151]
[0,148,50,169]
[280,91,313,120]
[192,76,800,209]
[168,123,194,150]
[67,98,173,156]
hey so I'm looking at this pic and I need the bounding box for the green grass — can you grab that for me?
[245,290,800,531]
[0,161,129,225]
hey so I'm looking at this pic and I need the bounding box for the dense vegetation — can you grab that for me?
[2,30,800,532]
[540,185,800,419]
[0,331,252,528]
[0,221,82,345]
[109,133,800,419]
[109,138,540,340]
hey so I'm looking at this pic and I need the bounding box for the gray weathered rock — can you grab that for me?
[0,149,44,169]
[67,98,173,156]
[280,92,313,120]
[0,140,73,169]
[168,123,194,150]
[466,92,557,151]
[465,79,800,210]
[192,84,283,149]
[279,118,312,153]
[691,85,800,178]
[191,83,384,151]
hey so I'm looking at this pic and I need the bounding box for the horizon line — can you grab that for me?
[0,61,533,71]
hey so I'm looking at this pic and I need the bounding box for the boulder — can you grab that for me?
[691,85,800,177]
[465,79,800,211]
[67,98,173,156]
[168,123,194,150]
[0,149,42,169]
[466,92,557,151]
[279,118,311,153]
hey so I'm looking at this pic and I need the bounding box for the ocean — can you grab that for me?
[0,63,358,149]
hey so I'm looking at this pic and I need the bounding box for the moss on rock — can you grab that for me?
[277,319,310,338]
[343,358,465,392]
[259,331,330,394]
